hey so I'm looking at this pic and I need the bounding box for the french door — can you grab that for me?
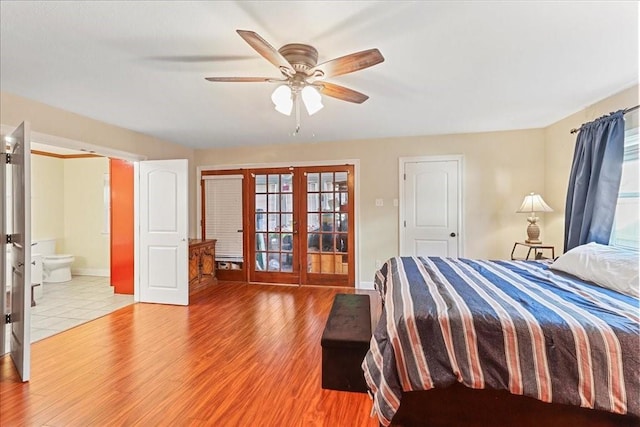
[245,165,354,286]
[300,166,354,286]
[248,168,299,284]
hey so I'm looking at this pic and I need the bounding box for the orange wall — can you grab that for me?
[109,158,134,294]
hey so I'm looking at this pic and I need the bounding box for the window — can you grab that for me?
[203,175,244,261]
[610,115,639,250]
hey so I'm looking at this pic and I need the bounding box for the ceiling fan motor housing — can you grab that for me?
[278,44,318,75]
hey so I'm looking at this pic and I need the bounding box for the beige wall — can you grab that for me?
[195,128,546,284]
[543,84,639,253]
[1,91,198,237]
[5,85,637,286]
[62,157,110,274]
[31,154,64,242]
[30,154,111,274]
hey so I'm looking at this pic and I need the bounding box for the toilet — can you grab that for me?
[36,239,75,283]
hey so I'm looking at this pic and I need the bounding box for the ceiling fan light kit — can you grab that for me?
[271,85,293,116]
[206,30,384,133]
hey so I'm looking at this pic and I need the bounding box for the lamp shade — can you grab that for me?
[301,86,323,115]
[516,193,553,213]
[271,85,293,116]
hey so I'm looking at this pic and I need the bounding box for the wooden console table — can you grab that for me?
[189,239,217,294]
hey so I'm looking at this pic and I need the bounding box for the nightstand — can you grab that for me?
[511,242,555,260]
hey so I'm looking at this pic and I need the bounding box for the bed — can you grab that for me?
[362,253,639,426]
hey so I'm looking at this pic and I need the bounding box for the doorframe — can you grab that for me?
[398,155,465,257]
[0,123,146,305]
[197,159,362,287]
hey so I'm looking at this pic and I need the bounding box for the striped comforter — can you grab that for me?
[362,257,640,426]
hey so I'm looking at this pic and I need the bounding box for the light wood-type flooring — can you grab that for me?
[1,282,380,426]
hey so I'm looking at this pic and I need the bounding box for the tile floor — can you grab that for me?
[29,275,134,342]
[3,276,134,355]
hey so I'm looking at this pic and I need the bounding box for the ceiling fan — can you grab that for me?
[205,30,384,131]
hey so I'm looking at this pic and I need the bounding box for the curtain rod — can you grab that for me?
[570,105,640,134]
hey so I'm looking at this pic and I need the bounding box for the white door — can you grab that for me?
[1,127,6,356]
[139,160,188,305]
[401,157,461,257]
[6,122,31,381]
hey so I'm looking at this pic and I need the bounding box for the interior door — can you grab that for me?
[1,128,6,356]
[7,122,31,381]
[401,159,461,257]
[248,169,299,284]
[139,159,189,305]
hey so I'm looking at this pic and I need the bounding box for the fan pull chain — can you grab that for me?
[293,91,301,135]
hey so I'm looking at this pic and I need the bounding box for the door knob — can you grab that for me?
[450,232,457,237]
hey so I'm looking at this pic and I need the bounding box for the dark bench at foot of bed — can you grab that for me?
[321,293,371,393]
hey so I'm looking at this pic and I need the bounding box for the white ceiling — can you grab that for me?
[1,1,638,150]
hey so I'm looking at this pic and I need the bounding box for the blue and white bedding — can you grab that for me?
[362,256,640,426]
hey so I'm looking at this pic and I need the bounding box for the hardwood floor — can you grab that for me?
[1,282,380,426]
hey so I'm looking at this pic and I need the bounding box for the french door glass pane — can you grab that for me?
[307,173,319,191]
[255,173,294,273]
[281,194,293,212]
[268,194,279,211]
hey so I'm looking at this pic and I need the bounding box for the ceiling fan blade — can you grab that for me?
[312,48,384,78]
[236,30,295,74]
[314,82,370,104]
[205,77,283,83]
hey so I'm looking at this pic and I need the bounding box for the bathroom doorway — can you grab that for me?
[29,144,134,342]
[3,142,135,352]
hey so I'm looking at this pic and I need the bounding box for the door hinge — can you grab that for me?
[3,153,10,164]
[4,314,11,324]
[404,220,406,228]
[403,173,406,180]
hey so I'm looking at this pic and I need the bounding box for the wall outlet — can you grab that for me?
[375,198,383,207]
[375,259,382,269]
[393,198,399,207]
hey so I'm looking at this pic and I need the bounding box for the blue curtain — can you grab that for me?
[564,110,625,252]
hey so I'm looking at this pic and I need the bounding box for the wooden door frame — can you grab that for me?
[201,169,249,282]
[197,159,361,286]
[398,155,465,257]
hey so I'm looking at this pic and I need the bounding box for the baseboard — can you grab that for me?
[72,268,109,277]
[357,281,375,290]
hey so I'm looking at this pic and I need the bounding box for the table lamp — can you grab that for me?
[516,193,553,244]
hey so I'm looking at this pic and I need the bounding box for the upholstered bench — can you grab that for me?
[321,293,372,393]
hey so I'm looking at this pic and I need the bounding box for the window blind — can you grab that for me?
[203,175,243,259]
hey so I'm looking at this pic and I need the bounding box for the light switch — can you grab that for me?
[375,198,383,207]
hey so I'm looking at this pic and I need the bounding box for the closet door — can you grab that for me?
[248,169,300,284]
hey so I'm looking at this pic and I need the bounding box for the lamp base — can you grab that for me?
[525,222,541,244]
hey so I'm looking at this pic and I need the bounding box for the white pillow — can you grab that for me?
[549,242,639,298]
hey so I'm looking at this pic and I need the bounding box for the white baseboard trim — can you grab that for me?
[357,281,375,290]
[72,268,110,277]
